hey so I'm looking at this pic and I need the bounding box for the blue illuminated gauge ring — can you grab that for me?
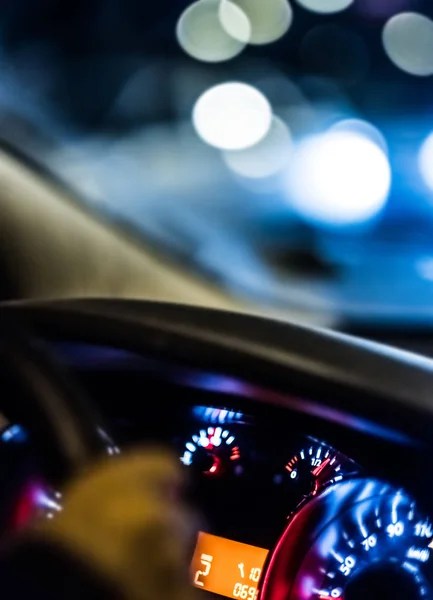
[1,424,27,444]
[260,479,433,600]
[180,426,241,477]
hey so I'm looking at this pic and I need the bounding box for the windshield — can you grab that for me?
[2,0,433,327]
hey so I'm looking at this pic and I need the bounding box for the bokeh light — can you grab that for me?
[223,117,293,178]
[219,0,252,43]
[285,130,391,226]
[295,0,353,15]
[418,131,433,192]
[192,82,272,150]
[329,119,388,154]
[229,0,293,45]
[382,12,433,77]
[176,0,249,63]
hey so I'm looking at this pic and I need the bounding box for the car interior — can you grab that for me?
[2,299,433,600]
[1,1,433,600]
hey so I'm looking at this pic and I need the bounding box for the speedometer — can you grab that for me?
[180,426,242,477]
[261,479,433,600]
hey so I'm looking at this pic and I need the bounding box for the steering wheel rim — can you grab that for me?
[5,298,433,442]
[0,315,111,484]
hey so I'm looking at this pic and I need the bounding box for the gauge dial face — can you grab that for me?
[180,427,241,477]
[261,479,433,600]
[279,438,359,503]
[296,490,432,599]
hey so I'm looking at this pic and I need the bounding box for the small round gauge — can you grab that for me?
[276,438,359,504]
[180,426,241,477]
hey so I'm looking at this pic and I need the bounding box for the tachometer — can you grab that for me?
[180,426,242,477]
[261,479,433,600]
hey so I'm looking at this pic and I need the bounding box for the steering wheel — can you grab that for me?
[0,315,111,490]
[2,299,433,600]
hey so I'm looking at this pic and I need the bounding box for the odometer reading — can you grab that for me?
[191,532,268,599]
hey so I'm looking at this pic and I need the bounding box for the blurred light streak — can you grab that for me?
[284,130,391,226]
[192,82,272,150]
[229,0,293,45]
[35,489,62,512]
[222,116,293,178]
[418,131,433,192]
[383,12,433,76]
[295,0,353,14]
[176,0,248,63]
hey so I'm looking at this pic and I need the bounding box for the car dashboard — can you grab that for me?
[1,337,431,600]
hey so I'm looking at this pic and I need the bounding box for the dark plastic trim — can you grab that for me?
[3,299,433,445]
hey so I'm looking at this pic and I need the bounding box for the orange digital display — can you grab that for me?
[191,532,269,599]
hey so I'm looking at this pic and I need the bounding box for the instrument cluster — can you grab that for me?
[0,400,430,600]
[181,406,433,600]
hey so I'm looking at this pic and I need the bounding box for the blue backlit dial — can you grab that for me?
[261,479,433,600]
[180,427,242,477]
[1,424,27,444]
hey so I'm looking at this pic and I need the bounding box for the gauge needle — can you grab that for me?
[312,458,331,477]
